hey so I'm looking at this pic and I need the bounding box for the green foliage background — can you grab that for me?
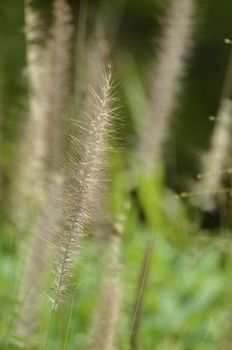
[1,0,232,349]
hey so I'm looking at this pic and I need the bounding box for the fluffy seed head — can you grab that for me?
[53,65,116,307]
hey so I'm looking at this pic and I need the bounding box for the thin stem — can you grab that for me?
[130,238,154,349]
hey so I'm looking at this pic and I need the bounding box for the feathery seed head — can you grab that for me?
[53,65,115,308]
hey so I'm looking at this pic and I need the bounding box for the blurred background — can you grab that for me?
[1,0,232,215]
[1,0,232,349]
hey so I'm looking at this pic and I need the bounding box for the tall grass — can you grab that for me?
[14,0,73,344]
[88,225,122,350]
[13,0,45,229]
[53,65,115,308]
[137,0,196,173]
[194,47,232,210]
[2,1,232,349]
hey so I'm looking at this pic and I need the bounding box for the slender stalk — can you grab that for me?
[130,238,154,350]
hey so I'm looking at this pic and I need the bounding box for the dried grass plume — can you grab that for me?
[138,0,196,173]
